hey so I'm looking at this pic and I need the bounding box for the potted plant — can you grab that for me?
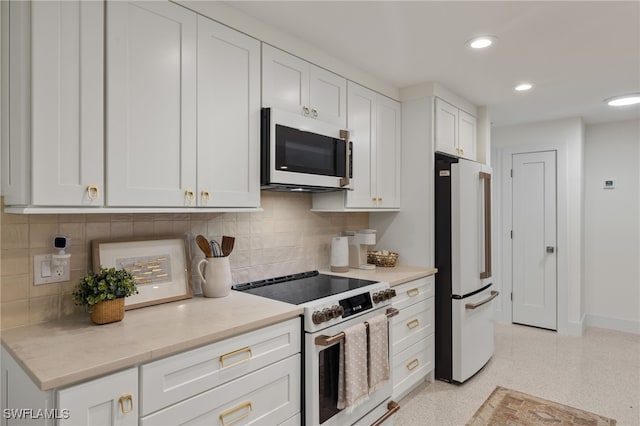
[73,267,138,325]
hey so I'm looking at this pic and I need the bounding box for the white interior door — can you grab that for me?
[512,151,557,330]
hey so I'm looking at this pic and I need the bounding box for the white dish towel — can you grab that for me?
[367,314,390,392]
[337,322,369,411]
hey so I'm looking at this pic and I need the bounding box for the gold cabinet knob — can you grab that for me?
[302,106,310,116]
[118,394,133,414]
[184,189,195,204]
[201,190,211,203]
[86,185,99,200]
[311,108,318,118]
[460,148,464,155]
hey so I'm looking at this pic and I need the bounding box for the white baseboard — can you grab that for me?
[585,314,640,334]
[561,317,585,336]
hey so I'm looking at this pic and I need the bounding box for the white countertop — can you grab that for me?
[1,291,302,391]
[319,265,437,286]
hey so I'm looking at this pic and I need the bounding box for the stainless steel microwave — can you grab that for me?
[261,108,352,192]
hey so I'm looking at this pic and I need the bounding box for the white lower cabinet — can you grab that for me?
[1,319,301,426]
[390,275,436,400]
[57,368,138,426]
[140,355,300,425]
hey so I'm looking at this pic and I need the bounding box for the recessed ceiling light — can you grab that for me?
[467,36,496,49]
[514,83,533,92]
[605,94,640,107]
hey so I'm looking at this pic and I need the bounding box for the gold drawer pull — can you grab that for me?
[220,401,253,426]
[406,358,419,371]
[86,185,99,200]
[406,319,420,329]
[219,347,252,368]
[406,288,419,297]
[201,190,211,203]
[118,393,133,414]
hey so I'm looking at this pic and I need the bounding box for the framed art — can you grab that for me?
[92,236,192,310]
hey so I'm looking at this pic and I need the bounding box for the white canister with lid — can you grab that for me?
[330,236,349,272]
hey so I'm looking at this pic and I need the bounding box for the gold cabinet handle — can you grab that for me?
[219,347,252,368]
[118,394,133,414]
[86,185,99,200]
[378,197,382,202]
[460,148,464,155]
[201,190,210,203]
[406,288,419,297]
[406,358,419,371]
[184,189,195,204]
[311,108,318,118]
[302,106,310,116]
[406,319,420,329]
[220,401,253,426]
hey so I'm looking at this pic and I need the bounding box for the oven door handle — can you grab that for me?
[314,307,399,346]
[371,401,400,426]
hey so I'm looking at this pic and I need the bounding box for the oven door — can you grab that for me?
[262,108,352,190]
[305,309,394,426]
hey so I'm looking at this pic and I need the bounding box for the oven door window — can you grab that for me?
[318,343,342,424]
[275,124,346,177]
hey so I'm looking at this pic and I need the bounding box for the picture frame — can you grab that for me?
[92,236,192,310]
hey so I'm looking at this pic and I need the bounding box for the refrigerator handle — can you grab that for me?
[479,172,492,279]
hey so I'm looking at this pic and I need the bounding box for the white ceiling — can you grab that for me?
[226,1,640,127]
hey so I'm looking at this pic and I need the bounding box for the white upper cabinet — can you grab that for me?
[106,1,197,207]
[345,82,400,209]
[262,44,347,127]
[435,97,476,161]
[458,109,477,161]
[196,16,260,207]
[2,0,104,207]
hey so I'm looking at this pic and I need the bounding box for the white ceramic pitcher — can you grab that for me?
[197,257,232,298]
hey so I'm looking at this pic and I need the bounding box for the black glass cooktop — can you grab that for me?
[232,270,378,305]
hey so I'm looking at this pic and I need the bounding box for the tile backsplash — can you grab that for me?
[0,192,368,330]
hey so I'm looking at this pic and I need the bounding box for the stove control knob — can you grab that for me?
[312,311,326,324]
[372,292,383,303]
[384,289,396,299]
[322,308,332,320]
[330,305,344,318]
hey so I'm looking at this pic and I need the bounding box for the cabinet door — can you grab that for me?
[458,109,477,161]
[375,95,401,208]
[434,97,458,157]
[57,368,138,426]
[30,1,103,206]
[197,16,260,207]
[106,1,197,206]
[345,82,376,208]
[262,44,309,116]
[309,65,347,127]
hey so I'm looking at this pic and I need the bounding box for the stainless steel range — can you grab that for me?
[233,271,400,426]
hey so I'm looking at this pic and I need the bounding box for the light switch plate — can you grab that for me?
[34,254,70,285]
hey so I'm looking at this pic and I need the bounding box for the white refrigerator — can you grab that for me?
[434,154,497,383]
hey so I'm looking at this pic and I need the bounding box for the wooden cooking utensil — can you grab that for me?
[221,236,235,257]
[196,234,213,258]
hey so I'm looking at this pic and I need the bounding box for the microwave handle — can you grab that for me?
[339,130,350,187]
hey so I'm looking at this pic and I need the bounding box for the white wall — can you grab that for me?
[492,117,585,335]
[583,119,640,333]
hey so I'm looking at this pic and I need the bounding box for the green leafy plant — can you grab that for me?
[73,267,138,311]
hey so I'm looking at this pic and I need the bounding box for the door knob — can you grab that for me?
[546,246,555,253]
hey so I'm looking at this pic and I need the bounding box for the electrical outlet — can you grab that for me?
[34,254,70,285]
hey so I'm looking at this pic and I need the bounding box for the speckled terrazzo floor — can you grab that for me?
[395,323,640,426]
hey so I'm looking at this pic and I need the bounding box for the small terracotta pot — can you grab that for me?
[90,298,125,325]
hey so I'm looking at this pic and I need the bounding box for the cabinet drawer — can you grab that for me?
[392,276,434,311]
[141,354,301,426]
[391,334,434,401]
[140,318,301,416]
[390,297,434,356]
